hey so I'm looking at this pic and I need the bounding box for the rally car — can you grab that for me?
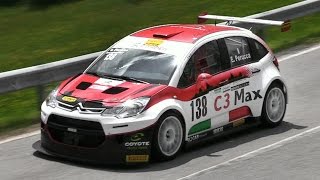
[34,14,289,164]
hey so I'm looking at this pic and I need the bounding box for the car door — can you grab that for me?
[177,39,230,141]
[220,36,265,124]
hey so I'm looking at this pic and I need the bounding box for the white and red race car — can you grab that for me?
[34,15,289,164]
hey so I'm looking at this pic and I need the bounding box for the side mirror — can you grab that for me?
[197,72,232,91]
[196,73,212,81]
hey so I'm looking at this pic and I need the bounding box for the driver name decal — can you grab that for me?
[230,53,251,63]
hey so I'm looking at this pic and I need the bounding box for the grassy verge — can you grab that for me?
[0,0,319,134]
[266,12,320,52]
[0,88,39,133]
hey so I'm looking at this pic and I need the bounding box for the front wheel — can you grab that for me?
[261,83,286,127]
[152,112,184,161]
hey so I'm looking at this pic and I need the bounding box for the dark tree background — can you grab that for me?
[0,0,81,8]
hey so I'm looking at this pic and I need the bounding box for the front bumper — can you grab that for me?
[35,123,154,164]
[41,102,158,136]
[37,100,164,164]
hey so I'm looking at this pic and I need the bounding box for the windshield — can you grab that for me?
[86,48,177,85]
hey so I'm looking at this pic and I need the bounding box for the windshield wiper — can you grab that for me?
[86,71,102,77]
[86,72,148,84]
[104,74,148,84]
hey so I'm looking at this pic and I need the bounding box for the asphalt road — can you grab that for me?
[1,44,320,180]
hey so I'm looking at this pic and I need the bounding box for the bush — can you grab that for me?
[0,0,22,6]
[29,0,81,8]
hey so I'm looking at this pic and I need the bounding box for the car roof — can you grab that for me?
[131,24,242,43]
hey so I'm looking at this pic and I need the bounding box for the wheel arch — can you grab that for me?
[150,106,187,161]
[266,78,288,104]
[254,77,288,117]
[159,109,186,128]
[260,78,287,127]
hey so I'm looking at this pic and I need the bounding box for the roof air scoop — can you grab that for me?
[153,31,183,38]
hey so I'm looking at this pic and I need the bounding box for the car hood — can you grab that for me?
[58,74,165,105]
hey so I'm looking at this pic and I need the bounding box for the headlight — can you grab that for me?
[102,97,150,118]
[45,88,58,108]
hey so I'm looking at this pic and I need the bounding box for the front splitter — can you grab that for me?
[33,128,154,165]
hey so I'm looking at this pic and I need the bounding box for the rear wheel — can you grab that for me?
[152,112,184,161]
[261,83,286,127]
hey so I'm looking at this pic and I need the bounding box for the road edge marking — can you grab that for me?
[177,125,320,180]
[278,44,320,62]
[0,130,40,145]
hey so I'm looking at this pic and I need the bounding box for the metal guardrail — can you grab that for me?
[235,0,320,29]
[0,51,102,93]
[0,0,320,96]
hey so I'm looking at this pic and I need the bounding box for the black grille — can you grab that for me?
[82,101,104,108]
[47,115,105,148]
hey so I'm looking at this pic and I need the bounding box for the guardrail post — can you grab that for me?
[36,85,45,109]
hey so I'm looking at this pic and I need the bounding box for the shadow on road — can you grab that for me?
[32,121,307,172]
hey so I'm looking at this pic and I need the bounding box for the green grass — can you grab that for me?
[266,13,320,51]
[0,0,319,134]
[0,88,39,132]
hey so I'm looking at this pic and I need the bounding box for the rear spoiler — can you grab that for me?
[198,14,291,32]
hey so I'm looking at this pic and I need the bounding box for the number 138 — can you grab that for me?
[190,96,207,121]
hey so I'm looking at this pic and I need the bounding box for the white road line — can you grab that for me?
[177,125,320,180]
[0,130,40,145]
[278,44,320,62]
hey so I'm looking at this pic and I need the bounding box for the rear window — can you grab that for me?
[225,37,252,67]
[249,39,269,61]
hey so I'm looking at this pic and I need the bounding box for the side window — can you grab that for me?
[248,38,269,61]
[178,40,221,88]
[225,37,252,67]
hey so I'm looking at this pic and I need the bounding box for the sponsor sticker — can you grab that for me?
[125,133,150,150]
[67,127,77,133]
[222,86,230,93]
[214,88,221,94]
[213,127,224,134]
[131,133,144,142]
[234,89,262,105]
[126,155,149,163]
[104,53,118,61]
[231,82,249,91]
[144,39,164,46]
[187,134,199,142]
[62,96,77,103]
[187,132,208,142]
[108,48,128,52]
[103,48,128,61]
[125,141,150,147]
[95,78,123,86]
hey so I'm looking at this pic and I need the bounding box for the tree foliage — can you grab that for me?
[0,0,81,8]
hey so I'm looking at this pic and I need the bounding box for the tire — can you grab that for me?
[261,83,286,127]
[152,112,184,161]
